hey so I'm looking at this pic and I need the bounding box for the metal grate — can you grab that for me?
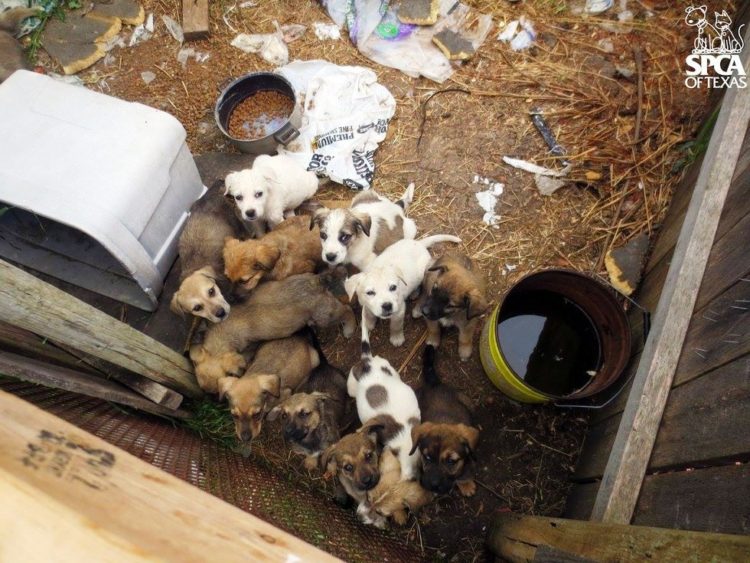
[1,380,425,562]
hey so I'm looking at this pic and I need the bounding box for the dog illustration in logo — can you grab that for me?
[714,9,745,54]
[686,5,722,53]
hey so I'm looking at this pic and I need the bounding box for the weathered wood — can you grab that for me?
[182,0,208,40]
[0,259,201,398]
[591,54,750,524]
[0,321,96,374]
[0,390,339,562]
[487,513,750,563]
[0,351,190,419]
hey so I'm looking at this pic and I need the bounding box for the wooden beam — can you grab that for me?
[487,513,750,563]
[0,259,201,398]
[0,351,190,419]
[0,389,340,562]
[182,0,209,40]
[591,39,750,523]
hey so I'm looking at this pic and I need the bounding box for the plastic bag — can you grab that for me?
[276,60,396,190]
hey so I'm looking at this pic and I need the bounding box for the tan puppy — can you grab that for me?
[171,183,248,323]
[0,8,39,83]
[413,253,489,360]
[189,273,355,394]
[223,216,322,293]
[218,335,320,442]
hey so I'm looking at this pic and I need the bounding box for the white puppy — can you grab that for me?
[311,183,416,271]
[345,234,461,347]
[225,154,318,229]
[348,337,421,481]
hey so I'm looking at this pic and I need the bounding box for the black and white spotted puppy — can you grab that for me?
[347,334,421,480]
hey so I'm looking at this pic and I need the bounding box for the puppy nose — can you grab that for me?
[382,302,393,312]
[245,209,256,219]
[325,252,337,262]
[240,430,251,442]
[215,308,226,319]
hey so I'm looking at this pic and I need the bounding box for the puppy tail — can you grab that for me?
[397,182,415,212]
[0,7,40,33]
[418,234,461,249]
[422,345,440,387]
[361,329,372,359]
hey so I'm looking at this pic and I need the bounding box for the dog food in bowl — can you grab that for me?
[227,90,295,140]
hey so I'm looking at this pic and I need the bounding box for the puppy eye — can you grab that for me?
[364,452,373,461]
[192,304,203,312]
[208,287,215,297]
[344,463,353,473]
[446,458,457,466]
[423,453,432,462]
[281,412,288,420]
[366,290,375,296]
[235,194,243,202]
[389,284,397,292]
[320,232,328,240]
[240,277,251,284]
[339,233,351,244]
[254,191,263,198]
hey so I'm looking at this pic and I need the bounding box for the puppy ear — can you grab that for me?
[267,404,283,422]
[427,265,447,275]
[344,273,362,301]
[197,265,217,282]
[217,376,237,401]
[257,244,281,271]
[310,208,329,231]
[257,374,281,399]
[311,392,332,406]
[224,173,236,195]
[362,414,402,448]
[352,211,372,237]
[456,424,480,458]
[321,444,338,478]
[409,422,432,455]
[464,289,490,320]
[170,292,186,317]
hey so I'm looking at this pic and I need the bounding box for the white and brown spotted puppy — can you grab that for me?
[413,253,489,360]
[171,182,249,323]
[189,273,356,394]
[411,345,480,497]
[218,335,319,442]
[310,183,416,271]
[347,337,421,480]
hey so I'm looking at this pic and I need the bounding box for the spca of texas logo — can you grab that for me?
[684,5,746,88]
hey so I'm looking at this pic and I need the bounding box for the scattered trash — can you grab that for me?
[141,70,156,85]
[129,13,154,47]
[529,108,569,166]
[280,23,306,43]
[231,21,288,65]
[615,65,635,79]
[313,21,341,40]
[398,0,439,26]
[47,72,85,87]
[432,30,475,60]
[177,47,210,68]
[239,0,257,7]
[501,263,517,276]
[605,233,649,296]
[103,53,116,66]
[585,0,613,14]
[161,15,184,43]
[276,60,396,190]
[474,179,504,227]
[535,175,567,196]
[502,156,572,177]
[597,38,614,53]
[104,34,127,52]
[498,17,536,51]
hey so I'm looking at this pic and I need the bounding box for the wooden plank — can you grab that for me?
[0,389,339,562]
[591,50,750,524]
[487,513,750,563]
[182,0,209,40]
[0,351,190,419]
[0,259,201,398]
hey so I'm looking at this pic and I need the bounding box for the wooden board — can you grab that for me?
[591,53,750,523]
[0,259,201,398]
[487,513,750,563]
[0,390,339,562]
[182,0,209,40]
[0,351,189,419]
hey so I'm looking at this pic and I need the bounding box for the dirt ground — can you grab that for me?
[29,0,717,560]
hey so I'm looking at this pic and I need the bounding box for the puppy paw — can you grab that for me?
[459,344,473,361]
[411,306,423,319]
[457,479,476,497]
[392,509,408,526]
[426,334,440,347]
[390,332,405,347]
[303,455,319,472]
[342,322,355,339]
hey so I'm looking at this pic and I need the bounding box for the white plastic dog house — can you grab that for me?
[0,71,204,311]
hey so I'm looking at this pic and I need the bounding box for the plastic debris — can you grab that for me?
[161,15,184,43]
[498,17,536,51]
[529,108,569,166]
[177,47,210,68]
[597,38,614,53]
[239,0,257,7]
[503,156,572,177]
[48,72,85,86]
[129,12,154,47]
[231,22,288,65]
[141,70,156,84]
[475,182,504,227]
[313,21,341,40]
[585,0,613,14]
[280,23,306,43]
[535,175,567,196]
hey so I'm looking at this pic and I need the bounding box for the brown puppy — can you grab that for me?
[171,182,249,323]
[189,272,356,394]
[0,8,39,83]
[268,333,353,470]
[413,253,489,360]
[218,335,320,442]
[223,216,323,293]
[411,345,480,497]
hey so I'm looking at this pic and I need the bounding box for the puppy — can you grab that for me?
[223,215,322,293]
[189,273,356,393]
[413,253,489,360]
[321,414,400,515]
[412,345,480,497]
[267,331,353,470]
[345,234,461,347]
[218,335,319,442]
[311,183,416,271]
[0,8,39,83]
[225,154,318,229]
[364,450,435,527]
[347,336,421,480]
[171,182,248,323]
